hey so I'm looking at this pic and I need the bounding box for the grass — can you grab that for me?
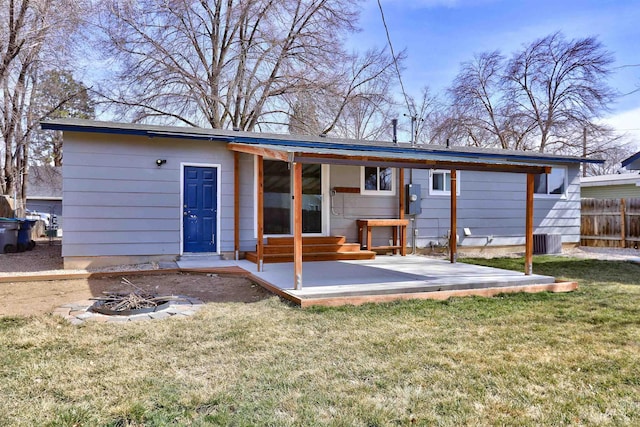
[1,256,639,426]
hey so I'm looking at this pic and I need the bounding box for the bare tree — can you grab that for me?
[444,32,618,170]
[505,32,615,153]
[316,47,399,139]
[447,51,512,148]
[96,0,393,132]
[408,86,443,145]
[324,83,396,141]
[0,0,86,215]
[288,92,322,135]
[565,124,636,176]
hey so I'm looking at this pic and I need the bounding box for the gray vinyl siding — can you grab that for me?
[62,132,236,258]
[237,153,256,252]
[581,184,640,199]
[327,164,582,248]
[411,166,581,247]
[328,165,402,246]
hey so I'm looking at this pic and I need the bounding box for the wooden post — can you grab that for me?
[293,162,303,290]
[525,173,534,275]
[398,168,406,255]
[621,198,627,248]
[399,168,405,220]
[256,156,264,272]
[450,169,457,263]
[233,151,240,260]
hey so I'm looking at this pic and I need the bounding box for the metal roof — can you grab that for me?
[41,118,603,168]
[229,142,558,174]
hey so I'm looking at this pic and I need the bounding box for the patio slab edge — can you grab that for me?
[290,281,578,308]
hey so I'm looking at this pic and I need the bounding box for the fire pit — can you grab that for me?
[87,277,182,316]
[89,292,175,316]
[53,277,205,324]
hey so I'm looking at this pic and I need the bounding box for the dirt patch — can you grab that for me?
[0,240,63,273]
[0,272,272,317]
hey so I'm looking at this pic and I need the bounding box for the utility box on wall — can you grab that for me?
[405,184,421,215]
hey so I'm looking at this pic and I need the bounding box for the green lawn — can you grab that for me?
[1,257,639,426]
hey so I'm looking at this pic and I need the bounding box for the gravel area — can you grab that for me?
[561,246,640,261]
[0,239,165,277]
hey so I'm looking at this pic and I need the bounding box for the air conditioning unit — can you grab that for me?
[533,234,562,254]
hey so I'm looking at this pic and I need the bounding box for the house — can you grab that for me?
[622,151,640,171]
[581,173,640,199]
[41,119,600,286]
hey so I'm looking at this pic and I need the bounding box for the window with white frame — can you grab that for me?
[360,166,395,195]
[534,167,566,196]
[429,170,460,196]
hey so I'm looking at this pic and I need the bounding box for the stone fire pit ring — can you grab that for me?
[53,295,204,325]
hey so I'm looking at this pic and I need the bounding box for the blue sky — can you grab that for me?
[352,0,640,144]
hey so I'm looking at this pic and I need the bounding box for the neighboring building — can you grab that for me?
[581,173,640,199]
[26,165,63,230]
[622,152,640,171]
[41,119,600,269]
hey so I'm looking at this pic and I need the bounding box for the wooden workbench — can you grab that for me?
[357,219,408,256]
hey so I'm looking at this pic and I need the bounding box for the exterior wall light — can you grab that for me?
[156,159,167,166]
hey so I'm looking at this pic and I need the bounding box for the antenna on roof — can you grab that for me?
[391,118,398,145]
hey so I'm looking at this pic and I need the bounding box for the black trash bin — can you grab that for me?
[0,218,20,254]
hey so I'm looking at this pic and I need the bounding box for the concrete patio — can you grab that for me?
[177,255,576,307]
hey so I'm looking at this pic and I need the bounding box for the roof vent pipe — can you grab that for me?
[446,138,450,148]
[391,118,398,145]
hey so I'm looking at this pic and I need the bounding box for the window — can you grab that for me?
[429,170,460,196]
[534,167,566,196]
[361,166,395,195]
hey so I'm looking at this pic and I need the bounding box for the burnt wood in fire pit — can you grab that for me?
[89,292,178,316]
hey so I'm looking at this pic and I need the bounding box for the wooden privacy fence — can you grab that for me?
[581,198,640,247]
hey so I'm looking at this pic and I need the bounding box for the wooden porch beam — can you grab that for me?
[257,156,264,272]
[234,151,240,260]
[525,173,534,275]
[450,169,457,263]
[228,143,289,162]
[293,153,552,175]
[293,162,303,290]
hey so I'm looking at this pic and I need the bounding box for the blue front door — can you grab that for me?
[183,166,218,253]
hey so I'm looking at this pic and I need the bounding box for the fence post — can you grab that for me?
[621,198,626,248]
